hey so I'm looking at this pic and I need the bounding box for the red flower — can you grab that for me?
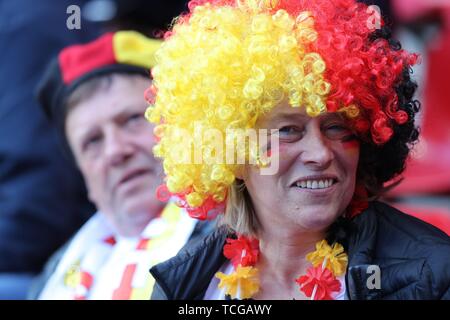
[296,266,341,300]
[223,236,260,268]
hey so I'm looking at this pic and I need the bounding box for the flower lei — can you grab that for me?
[215,236,348,300]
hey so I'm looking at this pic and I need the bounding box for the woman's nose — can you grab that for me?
[298,125,334,169]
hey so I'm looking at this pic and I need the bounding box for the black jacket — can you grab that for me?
[150,201,450,300]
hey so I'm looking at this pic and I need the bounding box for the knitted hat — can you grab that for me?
[37,30,161,135]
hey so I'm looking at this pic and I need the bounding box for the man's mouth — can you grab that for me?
[291,175,339,190]
[117,168,152,187]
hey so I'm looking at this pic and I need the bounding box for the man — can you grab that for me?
[34,31,212,299]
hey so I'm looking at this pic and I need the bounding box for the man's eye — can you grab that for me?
[127,113,144,123]
[83,135,102,152]
[124,113,146,129]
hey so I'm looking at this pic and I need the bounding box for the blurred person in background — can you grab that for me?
[0,0,99,300]
[32,31,211,300]
[0,0,188,299]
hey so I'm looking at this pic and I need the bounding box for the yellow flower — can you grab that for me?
[215,266,260,299]
[306,240,348,276]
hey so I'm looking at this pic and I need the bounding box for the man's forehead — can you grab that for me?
[73,100,145,123]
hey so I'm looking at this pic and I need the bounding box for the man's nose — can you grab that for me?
[103,127,134,166]
[298,125,334,169]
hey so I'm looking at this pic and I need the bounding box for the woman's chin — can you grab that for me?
[290,207,340,232]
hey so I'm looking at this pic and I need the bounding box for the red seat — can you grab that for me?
[389,2,450,196]
[390,202,450,236]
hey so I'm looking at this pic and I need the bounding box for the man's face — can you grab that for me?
[66,74,163,236]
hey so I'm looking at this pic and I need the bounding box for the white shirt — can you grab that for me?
[39,203,196,300]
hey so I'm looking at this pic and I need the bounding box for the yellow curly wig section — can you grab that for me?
[146,2,330,209]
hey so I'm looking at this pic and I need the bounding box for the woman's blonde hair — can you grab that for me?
[219,180,260,237]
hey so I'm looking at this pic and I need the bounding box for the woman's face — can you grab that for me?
[243,102,360,234]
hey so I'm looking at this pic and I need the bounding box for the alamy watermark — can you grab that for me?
[367,265,381,290]
[367,5,382,31]
[165,122,280,175]
[65,4,382,33]
[66,5,81,30]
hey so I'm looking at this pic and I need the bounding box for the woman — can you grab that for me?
[146,0,450,299]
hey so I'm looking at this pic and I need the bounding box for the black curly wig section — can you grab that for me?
[359,25,421,197]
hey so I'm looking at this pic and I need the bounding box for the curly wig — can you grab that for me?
[145,0,420,220]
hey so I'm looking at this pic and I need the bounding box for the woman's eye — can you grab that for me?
[279,126,298,134]
[324,124,354,140]
[279,126,293,134]
[327,124,347,131]
[277,126,303,141]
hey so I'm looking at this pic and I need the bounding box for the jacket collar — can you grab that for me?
[345,202,382,300]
